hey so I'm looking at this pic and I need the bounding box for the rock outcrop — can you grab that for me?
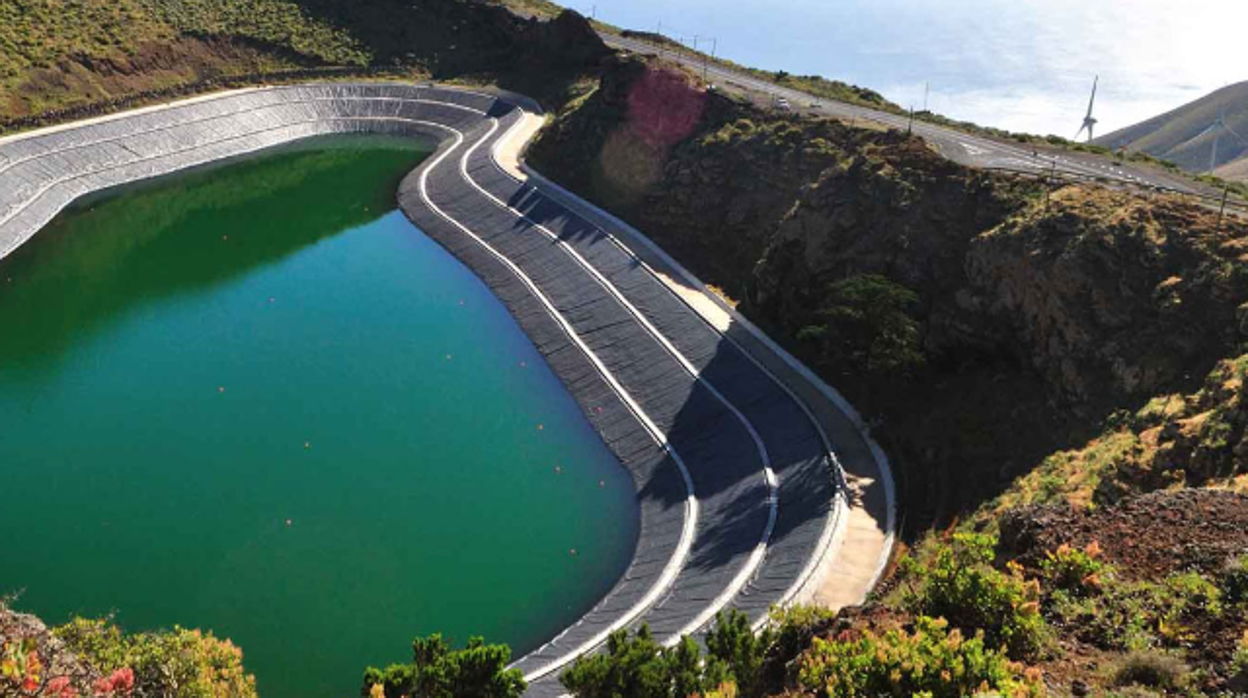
[529,55,1248,528]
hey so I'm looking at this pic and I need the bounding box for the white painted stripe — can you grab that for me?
[489,119,862,626]
[460,116,778,651]
[410,118,701,682]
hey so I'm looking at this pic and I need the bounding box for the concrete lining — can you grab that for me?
[0,83,894,696]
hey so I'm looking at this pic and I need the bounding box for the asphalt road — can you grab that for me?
[604,32,1202,195]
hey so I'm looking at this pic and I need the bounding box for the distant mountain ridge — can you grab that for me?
[1096,81,1248,181]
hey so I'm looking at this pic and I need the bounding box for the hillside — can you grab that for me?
[0,0,607,128]
[530,54,1248,695]
[1096,81,1248,179]
[5,4,1248,697]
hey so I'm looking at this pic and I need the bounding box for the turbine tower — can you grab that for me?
[1192,109,1247,172]
[1075,75,1099,142]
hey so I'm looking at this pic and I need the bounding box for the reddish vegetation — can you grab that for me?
[1000,489,1248,581]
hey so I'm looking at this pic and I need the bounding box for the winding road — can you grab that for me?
[605,32,1202,195]
[0,83,893,696]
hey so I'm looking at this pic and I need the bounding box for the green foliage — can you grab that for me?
[898,533,1047,659]
[561,608,827,698]
[1235,630,1248,673]
[801,274,924,376]
[1220,555,1248,605]
[362,633,525,698]
[1110,651,1189,691]
[765,604,835,685]
[54,617,257,698]
[1048,570,1225,651]
[705,609,770,696]
[795,615,1043,698]
[1040,541,1108,595]
[559,624,680,698]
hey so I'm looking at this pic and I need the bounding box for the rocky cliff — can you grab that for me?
[528,56,1248,529]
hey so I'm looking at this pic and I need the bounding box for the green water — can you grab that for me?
[0,136,638,697]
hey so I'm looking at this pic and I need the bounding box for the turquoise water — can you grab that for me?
[0,136,638,697]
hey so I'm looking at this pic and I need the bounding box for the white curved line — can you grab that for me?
[408,118,699,682]
[458,115,778,646]
[486,112,851,622]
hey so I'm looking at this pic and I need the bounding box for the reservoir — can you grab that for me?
[0,135,638,697]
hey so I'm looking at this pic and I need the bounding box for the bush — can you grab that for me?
[1110,651,1189,690]
[1040,541,1107,595]
[361,633,525,698]
[705,610,770,697]
[54,617,256,698]
[1048,570,1224,651]
[801,274,924,377]
[1220,555,1248,605]
[899,533,1047,658]
[561,608,826,698]
[1235,630,1248,673]
[796,615,1043,698]
[560,624,681,698]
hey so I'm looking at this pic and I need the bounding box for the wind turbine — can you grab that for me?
[1075,75,1099,142]
[1192,109,1248,172]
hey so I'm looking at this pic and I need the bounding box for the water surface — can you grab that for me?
[0,135,638,697]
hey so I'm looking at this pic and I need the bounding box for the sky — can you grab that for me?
[566,0,1248,138]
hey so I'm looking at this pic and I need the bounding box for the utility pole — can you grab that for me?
[1045,158,1057,211]
[704,37,716,83]
[1219,185,1230,230]
[923,82,929,112]
[907,106,915,135]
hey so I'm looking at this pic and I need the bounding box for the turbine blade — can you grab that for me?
[1075,124,1087,140]
[1224,121,1248,147]
[1086,76,1098,119]
[1193,122,1220,140]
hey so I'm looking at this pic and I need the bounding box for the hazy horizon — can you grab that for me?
[570,0,1247,138]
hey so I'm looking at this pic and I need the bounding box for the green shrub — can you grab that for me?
[561,607,827,698]
[362,633,525,698]
[795,615,1042,698]
[802,274,924,377]
[1110,651,1189,690]
[1040,541,1108,595]
[1221,555,1248,605]
[1049,570,1224,651]
[54,617,256,698]
[899,533,1047,658]
[705,610,770,697]
[1234,630,1248,672]
[560,624,681,698]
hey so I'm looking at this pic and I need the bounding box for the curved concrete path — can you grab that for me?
[0,83,894,697]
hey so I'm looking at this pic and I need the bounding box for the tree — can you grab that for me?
[559,625,672,698]
[798,274,924,376]
[705,611,771,697]
[561,610,788,698]
[363,634,525,698]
